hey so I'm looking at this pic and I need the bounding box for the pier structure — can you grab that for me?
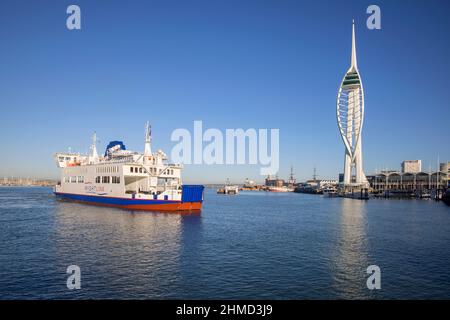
[337,20,369,191]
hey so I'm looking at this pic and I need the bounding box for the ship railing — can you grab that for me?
[100,156,135,164]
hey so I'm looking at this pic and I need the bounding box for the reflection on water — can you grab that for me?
[332,199,368,299]
[54,201,202,298]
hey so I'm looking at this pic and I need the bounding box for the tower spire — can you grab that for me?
[351,19,358,69]
[337,19,368,188]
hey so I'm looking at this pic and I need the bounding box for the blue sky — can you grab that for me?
[1,0,449,183]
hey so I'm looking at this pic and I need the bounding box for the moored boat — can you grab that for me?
[217,179,239,195]
[267,186,292,192]
[323,187,338,197]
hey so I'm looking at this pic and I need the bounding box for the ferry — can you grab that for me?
[53,122,204,212]
[217,179,239,195]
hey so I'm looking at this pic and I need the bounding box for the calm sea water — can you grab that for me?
[0,186,449,299]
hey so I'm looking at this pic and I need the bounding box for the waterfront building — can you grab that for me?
[440,162,450,174]
[369,171,448,191]
[336,21,368,187]
[402,160,422,173]
[314,179,338,189]
[440,162,450,187]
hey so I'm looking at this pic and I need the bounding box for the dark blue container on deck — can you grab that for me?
[181,185,204,202]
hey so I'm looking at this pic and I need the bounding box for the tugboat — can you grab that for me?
[53,122,204,211]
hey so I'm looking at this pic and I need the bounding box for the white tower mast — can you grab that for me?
[337,20,368,187]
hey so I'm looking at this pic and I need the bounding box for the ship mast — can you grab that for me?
[90,132,99,163]
[144,121,152,156]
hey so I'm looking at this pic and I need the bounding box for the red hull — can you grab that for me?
[61,198,203,212]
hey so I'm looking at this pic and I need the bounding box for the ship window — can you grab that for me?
[139,168,142,173]
[112,176,121,184]
[130,167,133,173]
